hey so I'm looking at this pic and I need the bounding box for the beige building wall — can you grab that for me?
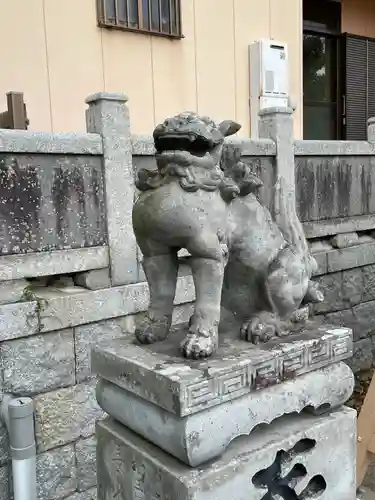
[342,0,375,38]
[0,0,303,138]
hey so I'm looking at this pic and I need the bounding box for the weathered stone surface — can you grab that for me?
[86,92,137,285]
[75,319,133,383]
[75,436,96,491]
[0,276,195,341]
[311,250,328,275]
[313,273,343,313]
[0,246,109,282]
[325,300,375,341]
[327,242,375,273]
[92,322,352,417]
[331,232,359,249]
[303,214,375,239]
[0,465,9,500]
[0,279,27,305]
[0,301,38,341]
[0,129,103,155]
[132,135,277,156]
[97,407,356,500]
[65,489,97,500]
[342,269,363,306]
[363,264,375,302]
[0,420,9,466]
[37,276,194,333]
[97,362,354,466]
[296,155,375,222]
[36,445,77,500]
[74,269,111,290]
[34,382,106,452]
[347,339,373,373]
[314,269,363,313]
[0,153,107,255]
[294,139,375,156]
[1,329,75,394]
[324,309,360,340]
[75,304,194,383]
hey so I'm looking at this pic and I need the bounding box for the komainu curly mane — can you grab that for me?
[135,111,265,200]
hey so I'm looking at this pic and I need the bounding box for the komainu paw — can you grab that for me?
[240,311,286,344]
[135,314,171,345]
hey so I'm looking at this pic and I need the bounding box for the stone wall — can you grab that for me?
[0,279,194,500]
[0,93,195,500]
[1,95,375,498]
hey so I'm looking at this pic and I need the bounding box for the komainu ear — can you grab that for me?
[219,120,242,137]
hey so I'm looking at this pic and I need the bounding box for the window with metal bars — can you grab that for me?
[97,0,182,38]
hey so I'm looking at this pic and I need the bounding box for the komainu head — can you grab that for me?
[135,112,241,193]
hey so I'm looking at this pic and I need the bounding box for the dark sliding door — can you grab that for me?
[303,33,340,139]
[341,33,375,140]
[303,0,341,140]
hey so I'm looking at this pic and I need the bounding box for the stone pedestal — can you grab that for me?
[92,322,357,499]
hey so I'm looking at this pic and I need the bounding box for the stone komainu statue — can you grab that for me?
[132,112,324,359]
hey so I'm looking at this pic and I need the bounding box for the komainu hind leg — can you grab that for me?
[241,246,309,344]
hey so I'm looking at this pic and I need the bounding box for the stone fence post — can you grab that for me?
[368,117,375,143]
[258,107,311,269]
[85,92,138,286]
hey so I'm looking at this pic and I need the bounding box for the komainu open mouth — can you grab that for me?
[154,133,213,157]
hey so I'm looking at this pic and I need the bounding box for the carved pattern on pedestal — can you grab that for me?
[182,331,352,412]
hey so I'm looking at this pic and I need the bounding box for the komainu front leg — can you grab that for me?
[181,257,224,359]
[135,253,178,345]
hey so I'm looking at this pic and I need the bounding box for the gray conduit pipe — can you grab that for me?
[1,394,37,500]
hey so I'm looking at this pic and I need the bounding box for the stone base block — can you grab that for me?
[97,406,356,500]
[96,361,354,466]
[92,322,353,418]
[0,279,27,305]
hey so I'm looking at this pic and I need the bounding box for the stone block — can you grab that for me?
[313,273,344,313]
[97,407,356,500]
[86,92,138,286]
[311,250,328,276]
[0,279,27,305]
[34,382,106,453]
[0,419,9,466]
[75,305,194,383]
[74,269,111,291]
[36,444,77,500]
[331,232,359,249]
[92,322,352,418]
[0,276,195,341]
[0,246,109,282]
[327,241,375,273]
[1,329,75,394]
[325,301,375,342]
[65,489,97,500]
[342,268,363,306]
[37,276,194,333]
[75,319,134,383]
[96,362,354,466]
[363,264,375,302]
[0,301,38,341]
[347,338,373,373]
[75,436,97,491]
[0,465,9,500]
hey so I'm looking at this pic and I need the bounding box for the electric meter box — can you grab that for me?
[249,40,289,138]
